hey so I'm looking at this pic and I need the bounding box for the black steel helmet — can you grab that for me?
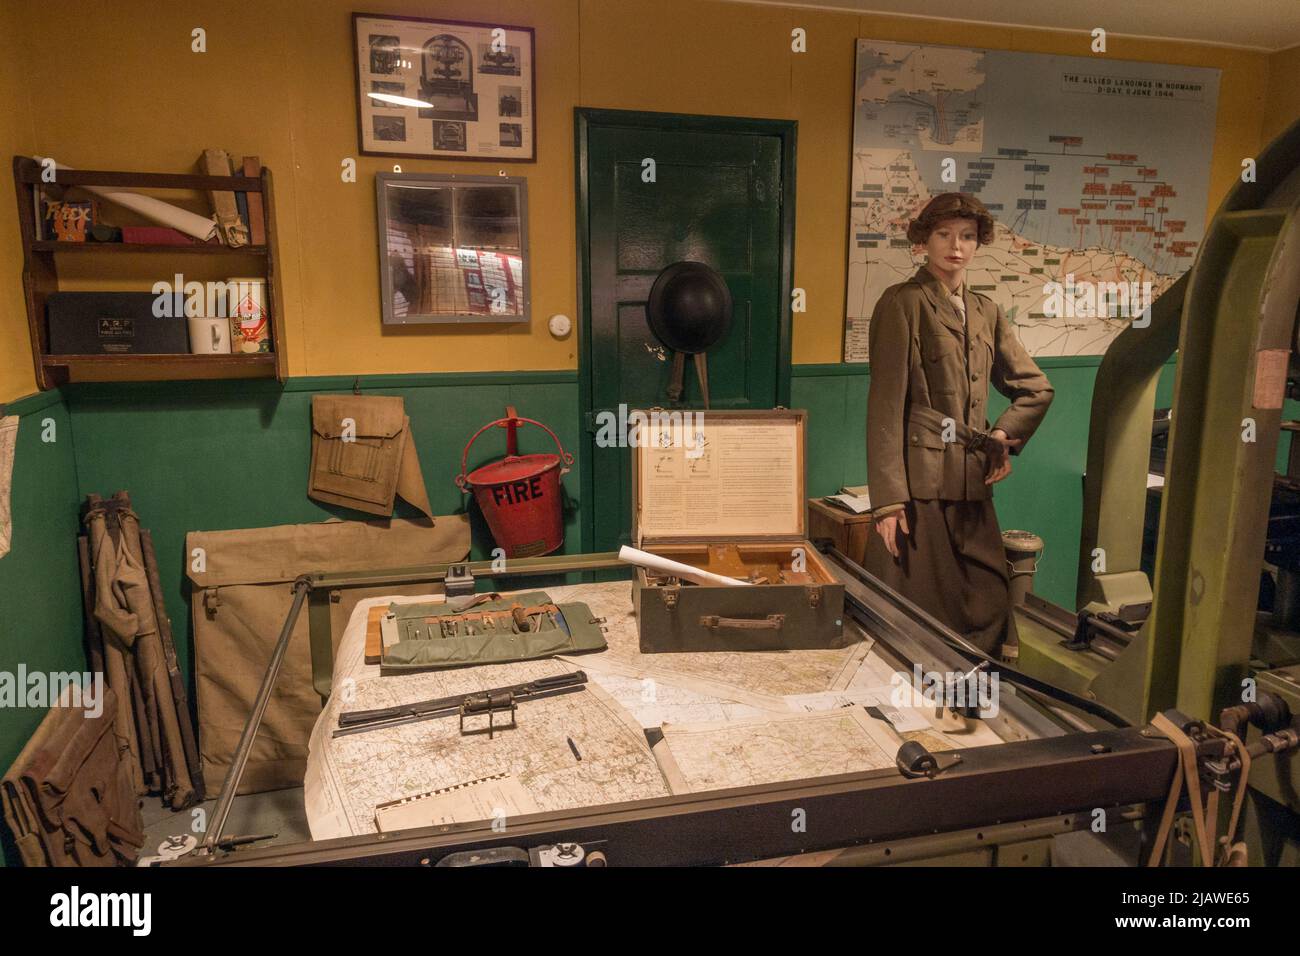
[645,261,733,354]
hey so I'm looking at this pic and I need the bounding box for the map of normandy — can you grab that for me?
[845,41,1220,360]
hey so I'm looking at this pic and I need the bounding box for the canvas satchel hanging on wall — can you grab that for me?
[186,515,469,795]
[308,394,434,518]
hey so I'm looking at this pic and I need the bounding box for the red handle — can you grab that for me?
[456,410,574,490]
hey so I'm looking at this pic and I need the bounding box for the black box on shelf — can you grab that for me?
[47,292,190,355]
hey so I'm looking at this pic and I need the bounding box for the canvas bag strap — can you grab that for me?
[1146,712,1214,867]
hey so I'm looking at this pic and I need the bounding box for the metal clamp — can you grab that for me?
[896,740,963,778]
[661,585,679,610]
[444,563,475,596]
[459,690,517,738]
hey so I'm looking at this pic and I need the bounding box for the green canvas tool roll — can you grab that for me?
[381,590,606,672]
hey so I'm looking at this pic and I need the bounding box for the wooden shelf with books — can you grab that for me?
[12,155,288,389]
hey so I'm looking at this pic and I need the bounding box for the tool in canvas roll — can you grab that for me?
[456,406,574,559]
[333,671,589,738]
[403,600,562,634]
[645,260,733,408]
[378,591,604,672]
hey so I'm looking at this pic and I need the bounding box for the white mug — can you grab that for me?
[187,317,232,354]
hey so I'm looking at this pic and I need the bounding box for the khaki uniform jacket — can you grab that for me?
[867,266,1054,513]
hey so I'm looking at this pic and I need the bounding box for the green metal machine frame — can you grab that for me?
[1015,118,1300,863]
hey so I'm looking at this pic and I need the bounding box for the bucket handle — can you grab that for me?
[1005,541,1045,577]
[456,410,575,490]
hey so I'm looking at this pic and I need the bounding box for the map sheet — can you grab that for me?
[845,40,1220,359]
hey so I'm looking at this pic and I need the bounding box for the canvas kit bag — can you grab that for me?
[308,394,433,518]
[186,515,469,794]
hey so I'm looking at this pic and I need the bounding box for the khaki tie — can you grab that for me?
[948,284,966,330]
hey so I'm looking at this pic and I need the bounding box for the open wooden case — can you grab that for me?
[630,408,846,652]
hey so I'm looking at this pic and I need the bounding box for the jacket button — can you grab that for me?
[910,434,918,444]
[971,372,978,381]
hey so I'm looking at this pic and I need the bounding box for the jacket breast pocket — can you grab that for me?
[904,428,947,499]
[921,332,959,396]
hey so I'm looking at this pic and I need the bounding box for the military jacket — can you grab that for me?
[866,265,1054,510]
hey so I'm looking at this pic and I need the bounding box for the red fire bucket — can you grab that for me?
[455,407,574,559]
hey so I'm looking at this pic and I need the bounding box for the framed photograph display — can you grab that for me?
[353,13,536,161]
[376,173,530,325]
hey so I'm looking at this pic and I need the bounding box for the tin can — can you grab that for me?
[226,277,270,353]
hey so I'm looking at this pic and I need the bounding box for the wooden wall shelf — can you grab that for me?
[39,353,277,384]
[13,156,288,389]
[29,241,270,256]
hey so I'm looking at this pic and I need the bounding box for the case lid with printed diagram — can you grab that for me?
[630,408,806,548]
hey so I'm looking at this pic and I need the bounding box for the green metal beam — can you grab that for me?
[1075,272,1184,614]
[1152,161,1300,720]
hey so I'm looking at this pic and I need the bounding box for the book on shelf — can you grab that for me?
[121,226,202,245]
[198,148,249,247]
[241,156,266,245]
[234,171,250,235]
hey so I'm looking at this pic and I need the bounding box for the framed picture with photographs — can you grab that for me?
[353,13,536,161]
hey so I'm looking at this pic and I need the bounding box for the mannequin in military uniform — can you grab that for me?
[865,192,1054,654]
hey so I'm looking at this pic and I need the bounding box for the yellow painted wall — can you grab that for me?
[1263,45,1300,143]
[0,0,36,403]
[0,0,1292,402]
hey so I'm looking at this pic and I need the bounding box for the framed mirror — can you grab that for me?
[376,172,529,324]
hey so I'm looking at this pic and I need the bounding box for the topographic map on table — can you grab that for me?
[655,709,900,793]
[306,657,670,839]
[304,581,1001,838]
[844,40,1220,360]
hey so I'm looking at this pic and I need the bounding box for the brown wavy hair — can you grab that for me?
[906,192,996,246]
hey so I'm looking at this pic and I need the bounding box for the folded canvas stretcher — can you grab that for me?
[1,686,144,867]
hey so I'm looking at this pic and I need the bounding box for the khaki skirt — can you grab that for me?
[864,498,1011,655]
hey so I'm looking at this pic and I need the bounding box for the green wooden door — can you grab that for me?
[579,112,791,553]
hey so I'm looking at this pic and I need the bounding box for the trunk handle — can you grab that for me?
[698,614,785,630]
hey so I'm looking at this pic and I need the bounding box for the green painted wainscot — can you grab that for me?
[0,358,1189,864]
[0,389,85,866]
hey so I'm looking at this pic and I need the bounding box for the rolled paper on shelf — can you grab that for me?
[617,545,752,587]
[34,157,219,242]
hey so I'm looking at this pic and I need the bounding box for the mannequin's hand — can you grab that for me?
[874,508,910,560]
[984,429,1023,484]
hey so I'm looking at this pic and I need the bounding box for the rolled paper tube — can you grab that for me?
[35,157,219,242]
[617,545,752,587]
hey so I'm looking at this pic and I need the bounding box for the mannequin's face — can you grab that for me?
[922,216,979,285]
